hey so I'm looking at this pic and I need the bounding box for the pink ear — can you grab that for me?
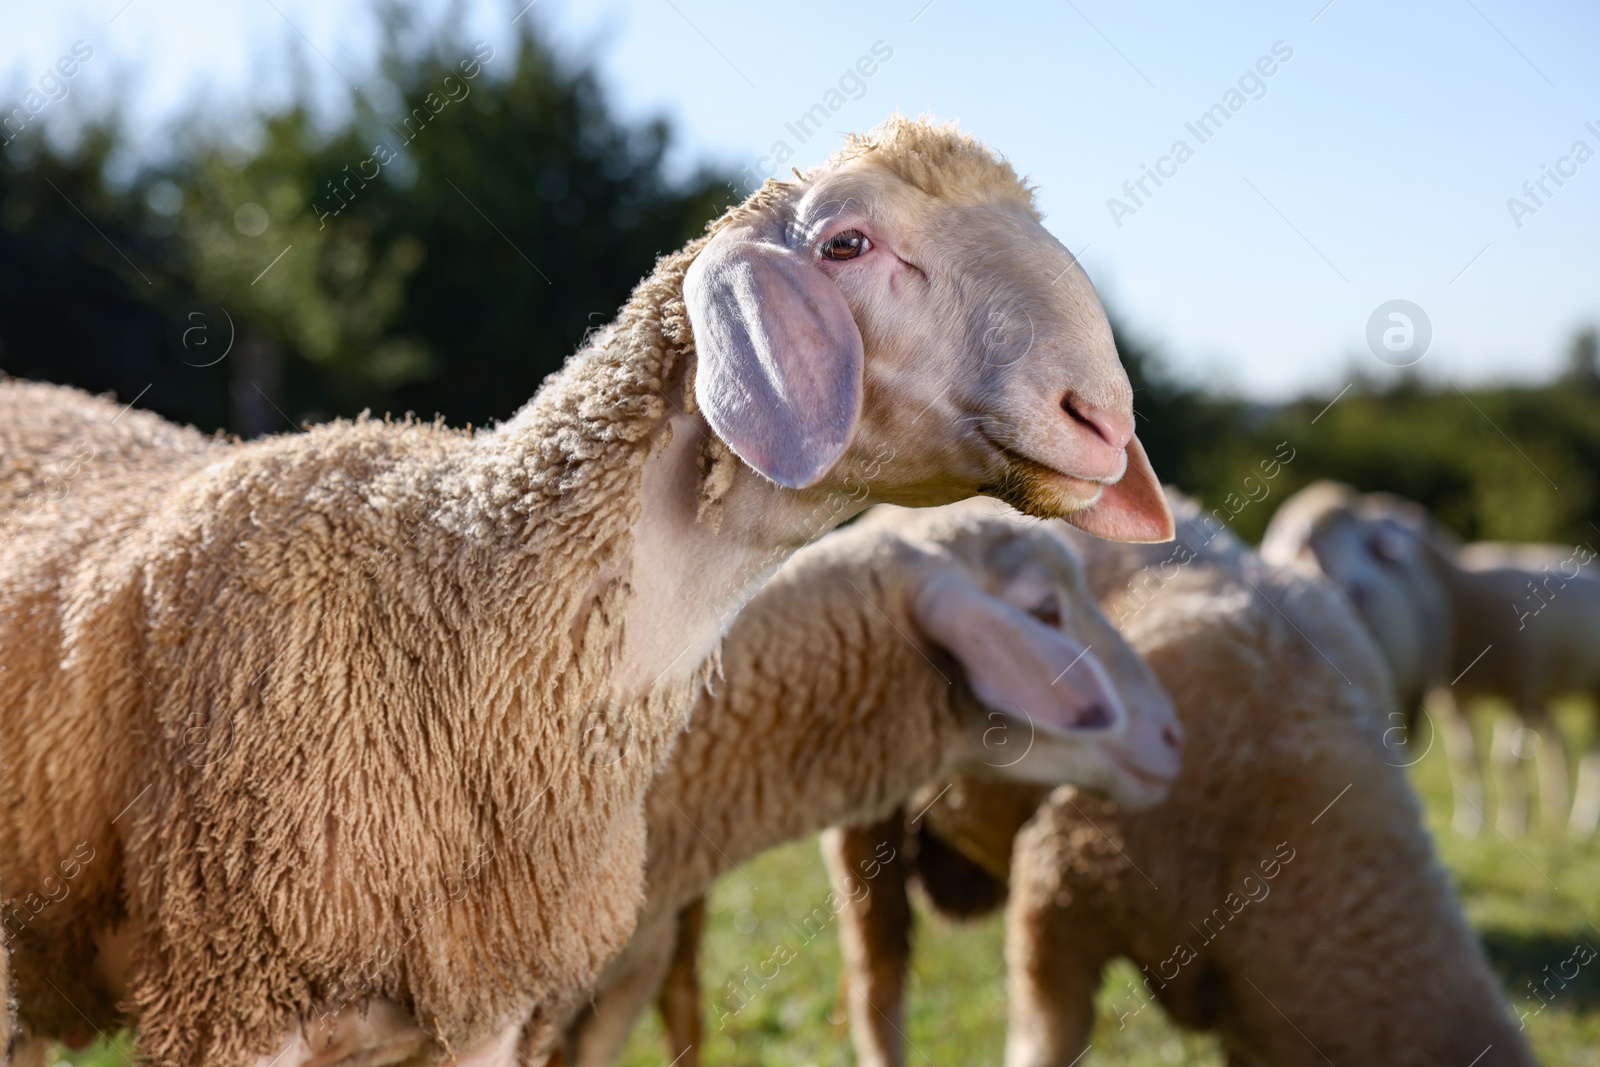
[1369,521,1414,564]
[1063,436,1174,543]
[912,569,1127,737]
[684,222,865,489]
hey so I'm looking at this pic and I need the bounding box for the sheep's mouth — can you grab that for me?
[976,430,1106,519]
[1112,754,1177,791]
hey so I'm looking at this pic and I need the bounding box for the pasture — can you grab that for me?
[54,703,1598,1065]
[598,703,1600,1066]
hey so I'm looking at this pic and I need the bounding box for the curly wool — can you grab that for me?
[0,236,709,1066]
[0,114,1051,1067]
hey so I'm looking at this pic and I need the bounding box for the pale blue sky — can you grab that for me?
[6,0,1598,399]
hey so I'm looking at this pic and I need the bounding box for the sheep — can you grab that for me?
[524,499,1184,1067]
[821,495,1534,1067]
[1261,482,1600,836]
[0,115,1176,1067]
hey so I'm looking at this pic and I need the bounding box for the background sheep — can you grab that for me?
[0,116,1175,1067]
[1261,481,1600,836]
[531,499,1183,1067]
[823,496,1533,1067]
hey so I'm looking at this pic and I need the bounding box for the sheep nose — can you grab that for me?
[1161,721,1185,752]
[1060,394,1134,451]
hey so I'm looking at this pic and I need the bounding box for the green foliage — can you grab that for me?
[158,16,733,430]
[0,123,229,429]
[1,12,731,434]
[56,711,1600,1067]
[5,11,1599,552]
[601,720,1600,1067]
[1190,377,1600,546]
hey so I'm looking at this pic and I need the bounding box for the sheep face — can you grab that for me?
[684,120,1173,544]
[1298,509,1450,708]
[908,524,1183,808]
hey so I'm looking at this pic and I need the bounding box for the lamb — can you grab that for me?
[1260,481,1600,836]
[526,499,1184,1067]
[0,116,1175,1067]
[821,495,1533,1067]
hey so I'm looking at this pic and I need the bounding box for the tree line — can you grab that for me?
[2,12,1596,547]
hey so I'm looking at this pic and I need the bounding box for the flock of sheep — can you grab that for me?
[0,116,1580,1067]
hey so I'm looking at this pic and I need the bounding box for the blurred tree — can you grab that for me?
[1562,326,1599,392]
[1110,318,1242,493]
[157,13,731,433]
[0,9,728,436]
[0,125,229,430]
[5,9,1600,551]
[1185,357,1600,548]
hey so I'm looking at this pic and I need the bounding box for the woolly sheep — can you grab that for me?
[525,500,1183,1066]
[1261,481,1600,836]
[823,495,1533,1067]
[0,117,1175,1067]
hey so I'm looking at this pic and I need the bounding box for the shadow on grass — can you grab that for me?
[1481,927,1600,1011]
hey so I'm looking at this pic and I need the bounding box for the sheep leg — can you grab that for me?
[1568,704,1600,837]
[566,917,679,1067]
[656,899,707,1067]
[821,813,911,1067]
[252,1001,437,1067]
[1489,709,1528,838]
[1433,689,1485,836]
[12,1037,55,1067]
[1522,703,1570,830]
[1002,886,1106,1067]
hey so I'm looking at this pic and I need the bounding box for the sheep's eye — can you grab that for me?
[821,229,870,261]
[1028,594,1062,628]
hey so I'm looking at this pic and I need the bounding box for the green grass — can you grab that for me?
[53,703,1600,1067]
[615,702,1600,1067]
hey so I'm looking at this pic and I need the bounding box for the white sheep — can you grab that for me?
[525,499,1183,1066]
[824,495,1534,1067]
[1261,481,1600,836]
[0,116,1174,1067]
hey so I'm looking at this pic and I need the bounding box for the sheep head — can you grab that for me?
[866,501,1184,809]
[1260,482,1455,709]
[684,116,1173,544]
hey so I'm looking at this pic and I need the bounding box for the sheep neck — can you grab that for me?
[641,558,959,918]
[444,239,879,761]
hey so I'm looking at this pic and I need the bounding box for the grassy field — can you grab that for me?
[613,703,1600,1067]
[53,706,1600,1067]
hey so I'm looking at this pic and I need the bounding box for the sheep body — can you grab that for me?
[536,501,1179,1066]
[1,116,1174,1067]
[827,497,1533,1066]
[0,272,704,1064]
[1261,483,1600,834]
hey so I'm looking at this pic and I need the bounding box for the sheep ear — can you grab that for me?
[912,569,1127,737]
[1063,436,1174,544]
[1369,520,1414,564]
[685,223,865,489]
